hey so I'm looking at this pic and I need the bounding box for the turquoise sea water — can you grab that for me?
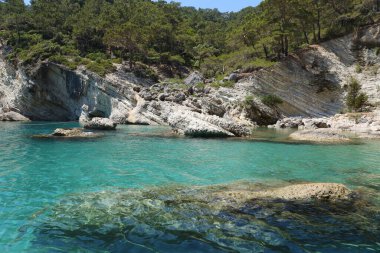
[0,122,379,252]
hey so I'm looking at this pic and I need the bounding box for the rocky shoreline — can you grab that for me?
[271,110,380,142]
[1,24,380,139]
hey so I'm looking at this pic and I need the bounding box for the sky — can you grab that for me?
[164,0,261,12]
[24,0,261,12]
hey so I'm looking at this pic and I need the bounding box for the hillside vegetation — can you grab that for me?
[0,0,379,77]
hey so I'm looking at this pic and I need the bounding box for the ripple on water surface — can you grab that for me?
[0,122,379,252]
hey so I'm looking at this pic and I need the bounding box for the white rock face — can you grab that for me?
[238,24,380,117]
[0,111,30,121]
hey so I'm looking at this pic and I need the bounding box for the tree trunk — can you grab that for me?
[263,44,269,59]
[317,4,322,42]
[312,24,317,43]
[280,35,285,55]
[303,31,310,44]
[129,51,133,69]
[284,35,289,56]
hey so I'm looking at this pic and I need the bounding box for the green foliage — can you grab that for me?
[86,52,108,62]
[18,40,61,64]
[243,95,255,107]
[355,64,362,73]
[169,55,186,66]
[86,60,116,77]
[167,78,185,84]
[132,64,159,82]
[346,78,368,112]
[375,47,380,56]
[261,95,283,107]
[0,0,377,78]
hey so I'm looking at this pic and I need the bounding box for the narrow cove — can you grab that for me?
[0,122,379,252]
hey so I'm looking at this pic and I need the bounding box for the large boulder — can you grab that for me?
[0,111,30,121]
[168,110,234,137]
[228,73,239,82]
[84,117,117,130]
[184,71,204,86]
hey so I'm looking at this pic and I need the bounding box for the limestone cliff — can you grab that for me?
[239,24,380,117]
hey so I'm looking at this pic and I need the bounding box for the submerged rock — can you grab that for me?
[0,111,30,121]
[84,117,117,130]
[218,183,352,202]
[289,129,351,143]
[34,128,103,139]
[30,182,379,253]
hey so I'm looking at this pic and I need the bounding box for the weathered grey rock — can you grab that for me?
[84,117,117,130]
[88,108,106,118]
[184,71,204,85]
[156,102,252,137]
[203,87,211,94]
[272,117,304,129]
[164,93,186,103]
[158,93,168,101]
[167,110,235,137]
[174,92,186,102]
[289,129,351,143]
[273,111,380,139]
[132,86,141,92]
[200,97,226,117]
[228,73,239,82]
[204,78,215,84]
[139,90,153,101]
[0,111,30,121]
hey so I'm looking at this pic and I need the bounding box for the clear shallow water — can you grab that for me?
[0,122,379,252]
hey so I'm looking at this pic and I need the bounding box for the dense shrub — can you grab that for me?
[243,95,255,107]
[86,60,116,77]
[355,64,362,73]
[261,94,283,107]
[346,78,368,112]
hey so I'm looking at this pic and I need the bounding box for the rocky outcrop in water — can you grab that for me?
[34,128,103,139]
[78,104,117,130]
